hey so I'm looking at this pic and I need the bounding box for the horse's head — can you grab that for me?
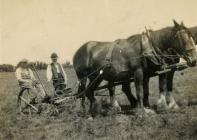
[189,26,197,44]
[170,20,197,67]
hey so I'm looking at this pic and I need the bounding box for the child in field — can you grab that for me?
[15,59,46,105]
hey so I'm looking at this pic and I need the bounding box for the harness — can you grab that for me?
[105,40,119,66]
[142,30,165,65]
[104,34,165,67]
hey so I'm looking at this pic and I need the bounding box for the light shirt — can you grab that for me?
[46,63,68,84]
[15,67,36,82]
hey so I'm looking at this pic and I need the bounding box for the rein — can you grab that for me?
[172,30,196,60]
[146,29,192,63]
[145,31,179,64]
[57,31,193,102]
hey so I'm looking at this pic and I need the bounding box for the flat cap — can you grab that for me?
[20,58,28,63]
[51,53,58,58]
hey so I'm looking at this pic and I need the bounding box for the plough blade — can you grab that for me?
[54,96,76,104]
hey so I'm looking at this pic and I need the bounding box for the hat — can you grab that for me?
[51,53,58,58]
[20,58,28,63]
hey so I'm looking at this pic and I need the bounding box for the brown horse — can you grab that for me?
[155,25,197,110]
[73,20,197,116]
[190,26,197,42]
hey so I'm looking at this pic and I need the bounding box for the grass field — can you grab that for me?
[0,67,197,140]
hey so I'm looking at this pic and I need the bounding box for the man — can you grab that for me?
[46,53,68,93]
[15,59,46,107]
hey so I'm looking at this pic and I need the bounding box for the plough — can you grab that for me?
[17,87,39,118]
[17,62,188,116]
[52,62,188,104]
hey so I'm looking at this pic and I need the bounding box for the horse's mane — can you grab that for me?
[189,26,197,43]
[150,27,173,47]
[127,26,173,49]
[127,34,141,43]
[190,26,197,33]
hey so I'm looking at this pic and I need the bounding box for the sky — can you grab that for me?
[1,0,197,65]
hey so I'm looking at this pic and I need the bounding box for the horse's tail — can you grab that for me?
[76,77,87,110]
[73,43,89,97]
[73,41,98,94]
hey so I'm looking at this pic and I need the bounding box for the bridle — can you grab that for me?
[173,29,196,59]
[144,28,196,65]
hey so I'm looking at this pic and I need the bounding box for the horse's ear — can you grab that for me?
[181,21,185,26]
[173,19,180,27]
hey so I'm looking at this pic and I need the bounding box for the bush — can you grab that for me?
[29,61,48,70]
[63,61,73,68]
[0,64,15,72]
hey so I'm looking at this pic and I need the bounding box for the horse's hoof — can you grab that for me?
[135,108,146,118]
[87,116,94,121]
[112,105,122,113]
[174,104,179,109]
[90,101,102,115]
[157,98,167,112]
[116,106,122,113]
[167,102,179,110]
[111,100,121,113]
[157,103,167,112]
[144,107,156,115]
[157,99,166,105]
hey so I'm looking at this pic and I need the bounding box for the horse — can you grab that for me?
[113,24,197,111]
[153,25,197,110]
[73,20,197,116]
[190,26,197,42]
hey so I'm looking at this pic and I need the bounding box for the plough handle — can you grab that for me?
[32,66,49,96]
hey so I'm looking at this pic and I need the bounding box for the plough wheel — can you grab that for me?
[17,88,38,118]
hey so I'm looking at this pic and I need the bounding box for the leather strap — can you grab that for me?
[142,32,164,64]
[105,42,117,63]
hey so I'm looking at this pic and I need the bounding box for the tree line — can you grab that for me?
[28,62,48,70]
[0,61,72,72]
[0,64,15,72]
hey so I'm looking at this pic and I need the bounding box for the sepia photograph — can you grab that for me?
[0,0,197,139]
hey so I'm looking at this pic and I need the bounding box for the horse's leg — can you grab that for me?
[143,77,150,107]
[143,77,156,114]
[108,83,121,112]
[122,82,137,108]
[166,71,179,109]
[86,77,103,116]
[134,68,145,116]
[78,78,87,112]
[157,73,168,109]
